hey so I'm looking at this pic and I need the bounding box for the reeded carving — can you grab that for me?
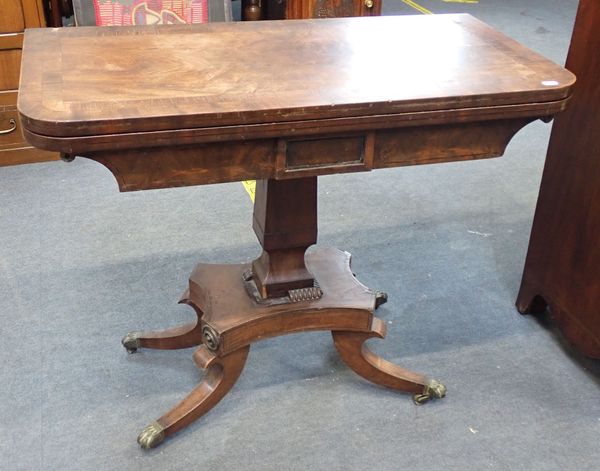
[288,286,323,302]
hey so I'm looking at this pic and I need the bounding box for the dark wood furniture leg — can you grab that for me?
[121,291,203,352]
[137,345,250,448]
[126,177,445,448]
[516,0,600,358]
[332,319,446,404]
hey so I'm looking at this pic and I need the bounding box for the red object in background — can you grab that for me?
[93,0,208,26]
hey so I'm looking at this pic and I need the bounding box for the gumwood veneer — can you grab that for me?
[18,15,574,448]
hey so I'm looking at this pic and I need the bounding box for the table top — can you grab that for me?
[19,14,574,140]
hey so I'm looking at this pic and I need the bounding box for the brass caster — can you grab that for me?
[137,421,165,449]
[60,152,75,162]
[375,291,388,309]
[122,332,141,354]
[413,379,447,405]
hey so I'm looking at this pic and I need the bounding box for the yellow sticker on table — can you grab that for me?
[242,180,256,203]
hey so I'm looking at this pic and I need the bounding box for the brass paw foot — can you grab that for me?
[375,291,388,309]
[122,332,141,354]
[137,422,165,449]
[413,379,447,405]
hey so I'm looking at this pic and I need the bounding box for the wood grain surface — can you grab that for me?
[18,14,574,140]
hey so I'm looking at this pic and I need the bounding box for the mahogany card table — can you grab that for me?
[18,15,574,448]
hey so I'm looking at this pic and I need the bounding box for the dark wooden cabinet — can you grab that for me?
[286,0,380,18]
[0,0,58,166]
[516,0,600,358]
[244,0,380,21]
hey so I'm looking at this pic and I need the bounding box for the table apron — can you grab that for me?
[59,117,537,192]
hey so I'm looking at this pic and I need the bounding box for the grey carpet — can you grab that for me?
[2,1,599,470]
